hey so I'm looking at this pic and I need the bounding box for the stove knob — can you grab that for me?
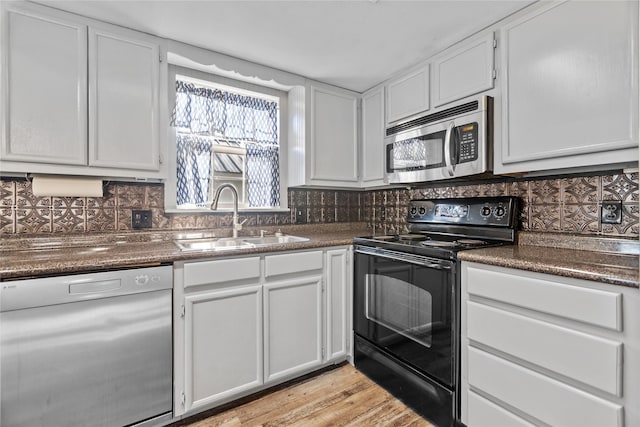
[481,206,491,217]
[494,206,506,218]
[410,206,418,216]
[418,206,426,216]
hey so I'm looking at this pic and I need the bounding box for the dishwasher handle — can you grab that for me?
[69,279,121,295]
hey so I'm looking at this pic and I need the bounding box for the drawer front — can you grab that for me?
[184,257,261,288]
[468,347,623,427]
[468,301,622,396]
[468,390,535,427]
[265,251,323,278]
[465,264,622,330]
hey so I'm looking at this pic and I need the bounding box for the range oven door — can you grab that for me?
[354,245,455,388]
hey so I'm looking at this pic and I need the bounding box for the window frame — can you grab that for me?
[164,65,289,213]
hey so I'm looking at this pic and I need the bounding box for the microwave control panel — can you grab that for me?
[457,122,478,163]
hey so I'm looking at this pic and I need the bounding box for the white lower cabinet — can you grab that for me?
[461,262,640,427]
[264,276,323,382]
[184,285,263,411]
[325,248,351,361]
[173,246,352,417]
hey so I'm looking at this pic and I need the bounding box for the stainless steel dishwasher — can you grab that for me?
[1,265,173,427]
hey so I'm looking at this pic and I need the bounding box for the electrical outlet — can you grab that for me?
[601,201,622,224]
[132,209,153,229]
[295,207,307,224]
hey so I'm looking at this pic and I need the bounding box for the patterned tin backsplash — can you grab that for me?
[367,172,638,237]
[0,171,637,237]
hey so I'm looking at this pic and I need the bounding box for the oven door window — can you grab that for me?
[386,131,446,172]
[366,273,433,347]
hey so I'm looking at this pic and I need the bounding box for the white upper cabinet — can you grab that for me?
[0,2,166,179]
[88,25,160,171]
[360,85,385,187]
[1,4,87,165]
[307,81,359,187]
[497,0,639,174]
[385,63,430,125]
[432,32,495,107]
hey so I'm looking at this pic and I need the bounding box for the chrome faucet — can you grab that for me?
[210,184,247,238]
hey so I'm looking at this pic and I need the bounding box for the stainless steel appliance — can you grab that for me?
[385,96,493,184]
[1,265,173,427]
[353,196,517,427]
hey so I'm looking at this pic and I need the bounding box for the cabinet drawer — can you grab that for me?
[466,264,622,330]
[468,347,623,427]
[184,257,260,288]
[468,390,534,427]
[265,251,323,278]
[468,301,622,396]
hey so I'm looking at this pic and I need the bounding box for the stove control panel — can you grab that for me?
[408,196,517,227]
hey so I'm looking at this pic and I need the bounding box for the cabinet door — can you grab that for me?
[1,3,87,165]
[385,63,430,125]
[432,32,495,107]
[183,285,263,411]
[264,275,323,382]
[88,25,160,171]
[308,83,359,186]
[325,248,350,361]
[498,1,638,173]
[361,86,385,186]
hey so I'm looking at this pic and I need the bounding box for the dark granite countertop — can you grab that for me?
[458,232,639,288]
[2,228,638,288]
[0,224,367,280]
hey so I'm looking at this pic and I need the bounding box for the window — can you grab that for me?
[171,76,282,209]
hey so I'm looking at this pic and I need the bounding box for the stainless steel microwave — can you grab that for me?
[385,96,493,184]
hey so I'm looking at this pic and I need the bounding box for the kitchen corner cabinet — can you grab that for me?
[497,0,639,174]
[360,85,385,187]
[173,246,352,417]
[306,82,359,187]
[0,2,166,179]
[431,32,495,108]
[385,63,430,125]
[461,262,640,427]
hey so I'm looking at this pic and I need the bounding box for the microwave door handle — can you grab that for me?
[444,121,455,177]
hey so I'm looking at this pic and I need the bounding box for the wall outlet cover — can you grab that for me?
[601,201,623,224]
[296,207,307,224]
[132,209,153,229]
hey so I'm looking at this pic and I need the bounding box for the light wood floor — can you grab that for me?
[184,364,434,427]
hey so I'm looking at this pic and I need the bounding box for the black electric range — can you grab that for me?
[353,196,518,427]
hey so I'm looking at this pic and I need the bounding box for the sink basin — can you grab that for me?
[243,235,310,246]
[174,238,253,251]
[174,235,309,251]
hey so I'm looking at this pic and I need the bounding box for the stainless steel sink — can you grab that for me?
[242,235,310,246]
[174,235,309,251]
[174,237,253,251]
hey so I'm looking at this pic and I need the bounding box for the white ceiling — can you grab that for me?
[33,0,536,93]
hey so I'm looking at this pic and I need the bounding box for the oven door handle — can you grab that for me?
[355,246,453,270]
[444,121,455,177]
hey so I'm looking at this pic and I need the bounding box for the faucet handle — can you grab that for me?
[235,217,248,231]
